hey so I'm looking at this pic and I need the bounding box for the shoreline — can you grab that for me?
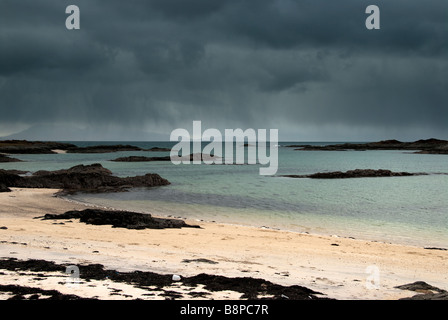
[64,192,448,250]
[1,188,447,300]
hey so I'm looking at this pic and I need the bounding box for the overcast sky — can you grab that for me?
[0,0,447,141]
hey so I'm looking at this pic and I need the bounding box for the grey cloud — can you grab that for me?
[0,0,447,140]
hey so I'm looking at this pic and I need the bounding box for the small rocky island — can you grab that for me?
[147,147,171,152]
[0,163,170,194]
[66,145,143,153]
[281,169,426,179]
[111,156,171,162]
[288,139,448,154]
[111,153,220,162]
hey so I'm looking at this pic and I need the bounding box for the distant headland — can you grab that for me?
[286,138,448,154]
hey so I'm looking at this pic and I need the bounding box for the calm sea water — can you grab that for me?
[2,141,447,248]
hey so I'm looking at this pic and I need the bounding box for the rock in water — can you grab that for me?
[66,145,142,153]
[280,169,424,179]
[0,163,170,194]
[0,154,22,163]
[111,156,171,162]
[0,140,77,154]
[289,138,448,154]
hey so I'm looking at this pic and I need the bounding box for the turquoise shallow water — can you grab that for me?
[2,141,447,248]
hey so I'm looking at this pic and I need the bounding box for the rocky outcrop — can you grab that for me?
[146,147,171,152]
[111,153,220,162]
[0,258,329,300]
[0,169,29,191]
[396,281,448,300]
[181,153,221,162]
[0,140,161,154]
[40,209,200,230]
[0,140,76,154]
[0,164,170,194]
[0,184,11,192]
[288,139,448,154]
[111,156,171,162]
[281,169,425,179]
[0,169,28,175]
[66,145,143,153]
[414,142,448,154]
[0,154,22,162]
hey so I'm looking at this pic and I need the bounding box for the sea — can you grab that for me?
[2,141,447,248]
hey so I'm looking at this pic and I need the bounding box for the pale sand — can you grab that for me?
[51,149,67,154]
[0,188,447,300]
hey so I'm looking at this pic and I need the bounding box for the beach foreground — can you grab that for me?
[0,188,447,300]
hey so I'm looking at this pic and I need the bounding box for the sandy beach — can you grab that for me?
[1,188,447,300]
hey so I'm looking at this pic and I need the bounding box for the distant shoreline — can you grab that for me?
[2,138,448,155]
[286,138,448,154]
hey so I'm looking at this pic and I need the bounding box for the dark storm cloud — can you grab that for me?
[0,0,447,140]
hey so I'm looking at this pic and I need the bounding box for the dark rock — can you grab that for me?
[182,259,219,264]
[281,169,424,179]
[0,258,330,300]
[1,169,28,175]
[146,147,171,152]
[0,184,11,193]
[396,281,448,300]
[400,292,448,300]
[111,156,171,162]
[182,273,325,300]
[424,247,447,251]
[0,163,170,194]
[111,153,221,162]
[395,281,445,293]
[66,145,142,154]
[0,140,76,154]
[40,209,201,230]
[113,153,220,162]
[0,154,22,163]
[0,284,91,300]
[183,153,221,162]
[0,140,149,154]
[292,139,448,154]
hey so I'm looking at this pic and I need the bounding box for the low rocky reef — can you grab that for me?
[287,138,448,154]
[0,140,171,154]
[111,153,220,162]
[39,209,200,230]
[281,169,426,179]
[147,147,171,152]
[0,154,23,163]
[0,140,75,154]
[65,144,143,153]
[111,155,171,162]
[0,258,327,300]
[0,258,445,300]
[395,281,448,300]
[0,163,170,194]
